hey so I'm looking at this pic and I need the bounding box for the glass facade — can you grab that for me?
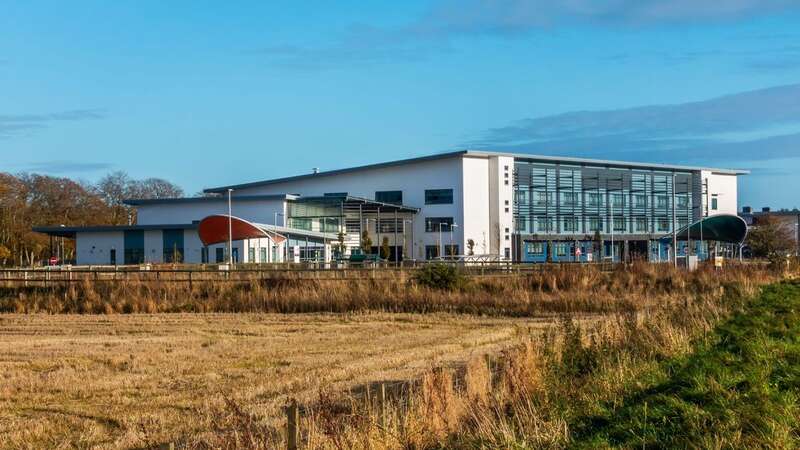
[513,161,694,238]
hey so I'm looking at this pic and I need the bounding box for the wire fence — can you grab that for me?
[0,260,622,287]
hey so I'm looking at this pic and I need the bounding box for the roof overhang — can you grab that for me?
[197,215,337,246]
[660,213,748,244]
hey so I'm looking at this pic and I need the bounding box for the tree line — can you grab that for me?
[0,171,183,266]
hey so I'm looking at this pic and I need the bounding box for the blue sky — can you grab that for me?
[2,1,800,208]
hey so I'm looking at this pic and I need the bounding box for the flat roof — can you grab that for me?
[203,150,749,193]
[33,223,197,238]
[124,194,297,206]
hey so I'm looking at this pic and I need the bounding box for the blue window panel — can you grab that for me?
[123,230,144,264]
[424,189,453,205]
[162,229,184,263]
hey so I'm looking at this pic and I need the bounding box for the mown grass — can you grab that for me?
[571,280,800,449]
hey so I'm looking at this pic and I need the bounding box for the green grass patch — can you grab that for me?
[571,281,800,449]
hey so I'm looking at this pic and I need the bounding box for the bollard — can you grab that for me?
[286,399,299,450]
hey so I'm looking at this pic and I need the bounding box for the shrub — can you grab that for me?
[413,264,467,291]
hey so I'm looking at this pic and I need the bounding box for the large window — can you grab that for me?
[586,192,601,207]
[635,217,648,232]
[425,245,440,260]
[425,217,453,232]
[677,196,689,209]
[515,190,529,205]
[555,243,569,257]
[162,229,184,263]
[534,191,553,206]
[613,217,626,232]
[425,189,453,205]
[633,194,647,208]
[588,217,603,232]
[563,216,579,232]
[215,247,224,263]
[526,242,545,255]
[123,230,144,265]
[444,245,459,257]
[656,196,669,209]
[378,218,403,233]
[610,193,624,208]
[375,190,403,205]
[657,217,670,232]
[561,192,578,206]
[536,216,554,233]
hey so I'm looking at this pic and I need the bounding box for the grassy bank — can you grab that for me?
[571,280,800,448]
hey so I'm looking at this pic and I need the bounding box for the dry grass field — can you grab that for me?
[0,312,565,449]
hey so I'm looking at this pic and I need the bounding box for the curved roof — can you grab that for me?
[198,215,286,246]
[662,213,748,244]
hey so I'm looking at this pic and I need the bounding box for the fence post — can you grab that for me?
[286,399,299,450]
[379,382,387,428]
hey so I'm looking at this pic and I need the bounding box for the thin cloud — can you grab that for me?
[466,83,800,167]
[23,161,113,174]
[418,0,800,35]
[0,109,106,138]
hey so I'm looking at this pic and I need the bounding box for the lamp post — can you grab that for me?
[449,223,459,259]
[227,189,233,267]
[403,219,414,260]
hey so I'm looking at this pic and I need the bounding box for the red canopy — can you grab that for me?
[198,215,285,246]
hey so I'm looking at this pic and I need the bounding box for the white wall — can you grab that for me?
[488,156,515,258]
[136,198,286,226]
[462,156,491,255]
[231,156,466,259]
[702,171,739,216]
[76,231,124,265]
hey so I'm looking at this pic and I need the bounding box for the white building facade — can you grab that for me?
[34,151,747,265]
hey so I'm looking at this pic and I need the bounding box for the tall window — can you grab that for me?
[444,245,459,257]
[260,247,267,263]
[633,194,647,208]
[375,190,403,205]
[201,247,209,264]
[215,247,224,263]
[123,230,144,265]
[248,247,255,263]
[586,192,601,207]
[656,196,669,209]
[425,189,453,204]
[425,217,453,232]
[162,229,184,263]
[563,216,578,232]
[588,217,603,232]
[635,217,648,232]
[613,217,625,232]
[610,193,624,208]
[425,245,440,260]
[711,197,719,210]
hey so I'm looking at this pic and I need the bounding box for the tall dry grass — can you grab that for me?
[0,262,777,317]
[178,266,779,449]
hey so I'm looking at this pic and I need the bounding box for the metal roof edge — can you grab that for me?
[463,150,749,175]
[203,150,468,193]
[123,194,296,206]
